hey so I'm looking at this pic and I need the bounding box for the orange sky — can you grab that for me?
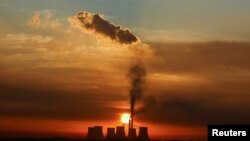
[0,7,250,140]
[0,116,206,140]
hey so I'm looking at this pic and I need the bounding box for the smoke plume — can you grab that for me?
[69,11,139,44]
[136,96,157,115]
[128,63,147,118]
[69,11,149,126]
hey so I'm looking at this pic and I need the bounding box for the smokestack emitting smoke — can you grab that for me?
[70,11,147,129]
[69,11,139,44]
[128,64,146,128]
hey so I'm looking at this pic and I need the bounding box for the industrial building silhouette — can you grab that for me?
[86,126,149,141]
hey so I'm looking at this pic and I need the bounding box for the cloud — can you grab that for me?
[1,33,53,43]
[0,30,134,121]
[135,41,250,125]
[137,91,250,125]
[28,11,41,28]
[28,11,62,29]
[0,68,126,121]
[68,11,139,45]
[147,41,250,75]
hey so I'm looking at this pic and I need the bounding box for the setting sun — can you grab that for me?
[121,113,130,124]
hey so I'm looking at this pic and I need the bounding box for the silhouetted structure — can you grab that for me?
[94,126,104,140]
[129,111,134,129]
[138,127,149,141]
[106,128,115,140]
[128,128,137,140]
[87,125,149,141]
[87,127,95,140]
[115,126,126,139]
[87,126,104,140]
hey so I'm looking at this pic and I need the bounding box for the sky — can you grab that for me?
[0,0,250,140]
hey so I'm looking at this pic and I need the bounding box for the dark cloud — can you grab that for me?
[0,69,125,121]
[135,96,157,115]
[148,41,250,74]
[70,11,139,44]
[137,90,250,125]
[135,41,250,125]
[0,86,116,121]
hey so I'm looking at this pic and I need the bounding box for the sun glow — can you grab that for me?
[121,113,130,124]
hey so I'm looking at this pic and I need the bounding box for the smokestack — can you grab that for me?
[128,128,137,140]
[130,109,134,129]
[129,114,133,129]
[138,127,149,141]
[106,128,116,140]
[115,126,126,139]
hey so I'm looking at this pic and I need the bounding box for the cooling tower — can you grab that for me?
[128,128,137,140]
[115,126,126,139]
[87,127,95,140]
[87,126,104,140]
[138,127,149,141]
[106,127,116,139]
[94,126,104,140]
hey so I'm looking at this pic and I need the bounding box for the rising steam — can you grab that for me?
[68,11,139,44]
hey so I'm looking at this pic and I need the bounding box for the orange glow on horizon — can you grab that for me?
[0,116,206,139]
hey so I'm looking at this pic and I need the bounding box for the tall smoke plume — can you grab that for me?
[128,63,147,128]
[69,11,147,128]
[68,11,139,44]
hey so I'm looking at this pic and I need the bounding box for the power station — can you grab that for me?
[86,126,149,141]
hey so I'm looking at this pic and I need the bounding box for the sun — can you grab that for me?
[121,113,130,124]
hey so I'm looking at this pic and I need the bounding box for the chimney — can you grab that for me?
[138,127,149,141]
[130,109,134,129]
[106,127,116,140]
[128,128,137,140]
[115,126,126,139]
[87,127,95,140]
